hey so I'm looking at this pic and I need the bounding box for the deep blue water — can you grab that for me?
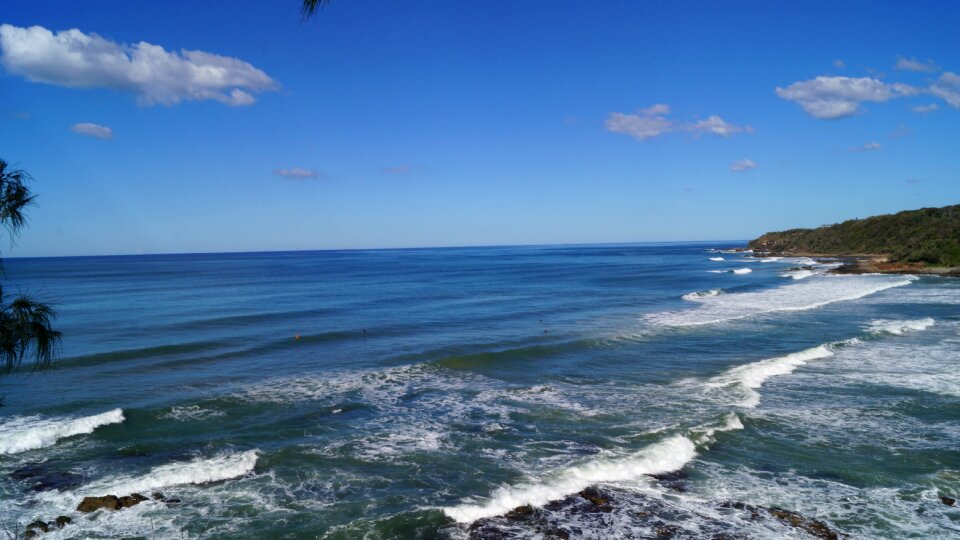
[1,244,958,538]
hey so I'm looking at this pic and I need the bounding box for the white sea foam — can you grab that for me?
[647,274,914,327]
[75,450,259,497]
[709,257,725,261]
[759,257,783,263]
[781,269,814,280]
[442,415,743,523]
[0,409,124,455]
[682,289,723,301]
[866,318,935,335]
[160,405,226,422]
[731,268,752,274]
[706,346,835,408]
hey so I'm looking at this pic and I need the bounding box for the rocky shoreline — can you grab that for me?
[738,248,960,277]
[466,482,845,540]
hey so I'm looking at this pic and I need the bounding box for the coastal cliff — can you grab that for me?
[748,204,960,275]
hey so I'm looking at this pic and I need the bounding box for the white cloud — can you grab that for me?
[730,159,757,172]
[638,103,671,116]
[911,103,938,114]
[273,168,320,179]
[930,72,960,108]
[849,142,881,152]
[687,115,754,137]
[605,105,751,141]
[895,56,938,73]
[70,122,112,139]
[0,24,277,106]
[775,76,917,119]
[833,59,846,69]
[604,111,673,140]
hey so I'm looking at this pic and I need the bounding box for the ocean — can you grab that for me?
[1,243,958,538]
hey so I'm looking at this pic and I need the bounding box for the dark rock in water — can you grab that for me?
[164,497,182,504]
[119,493,148,508]
[940,494,956,506]
[10,463,83,492]
[26,520,49,533]
[77,495,122,512]
[504,505,534,520]
[578,487,609,506]
[577,487,613,513]
[649,470,689,493]
[152,491,166,501]
[24,531,38,539]
[54,516,72,528]
[767,507,839,540]
[653,521,682,537]
[466,486,844,539]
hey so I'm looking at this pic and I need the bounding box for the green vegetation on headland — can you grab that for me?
[748,204,960,273]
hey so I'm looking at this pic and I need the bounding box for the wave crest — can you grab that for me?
[0,409,124,455]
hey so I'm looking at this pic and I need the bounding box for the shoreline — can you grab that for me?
[747,251,960,277]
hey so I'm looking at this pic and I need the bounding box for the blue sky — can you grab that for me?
[1,0,958,256]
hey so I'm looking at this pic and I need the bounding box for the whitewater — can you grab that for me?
[0,244,956,538]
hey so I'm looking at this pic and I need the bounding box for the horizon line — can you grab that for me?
[6,239,749,260]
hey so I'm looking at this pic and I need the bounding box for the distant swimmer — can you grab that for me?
[295,333,301,340]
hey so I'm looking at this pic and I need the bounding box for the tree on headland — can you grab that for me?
[0,159,60,376]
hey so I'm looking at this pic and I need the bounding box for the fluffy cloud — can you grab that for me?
[605,104,751,141]
[730,159,757,172]
[273,168,320,179]
[930,72,960,108]
[849,142,881,152]
[687,116,754,137]
[0,24,277,106]
[895,57,938,73]
[775,76,917,119]
[604,111,673,141]
[70,122,112,139]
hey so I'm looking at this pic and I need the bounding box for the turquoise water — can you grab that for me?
[1,244,958,538]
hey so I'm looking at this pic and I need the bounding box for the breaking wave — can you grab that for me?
[442,414,743,523]
[682,289,723,301]
[647,274,915,327]
[866,318,935,336]
[0,409,124,455]
[76,450,259,497]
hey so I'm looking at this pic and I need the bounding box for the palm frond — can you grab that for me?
[0,294,62,374]
[0,159,36,240]
[301,0,331,19]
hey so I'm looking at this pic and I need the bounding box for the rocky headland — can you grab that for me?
[748,204,960,276]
